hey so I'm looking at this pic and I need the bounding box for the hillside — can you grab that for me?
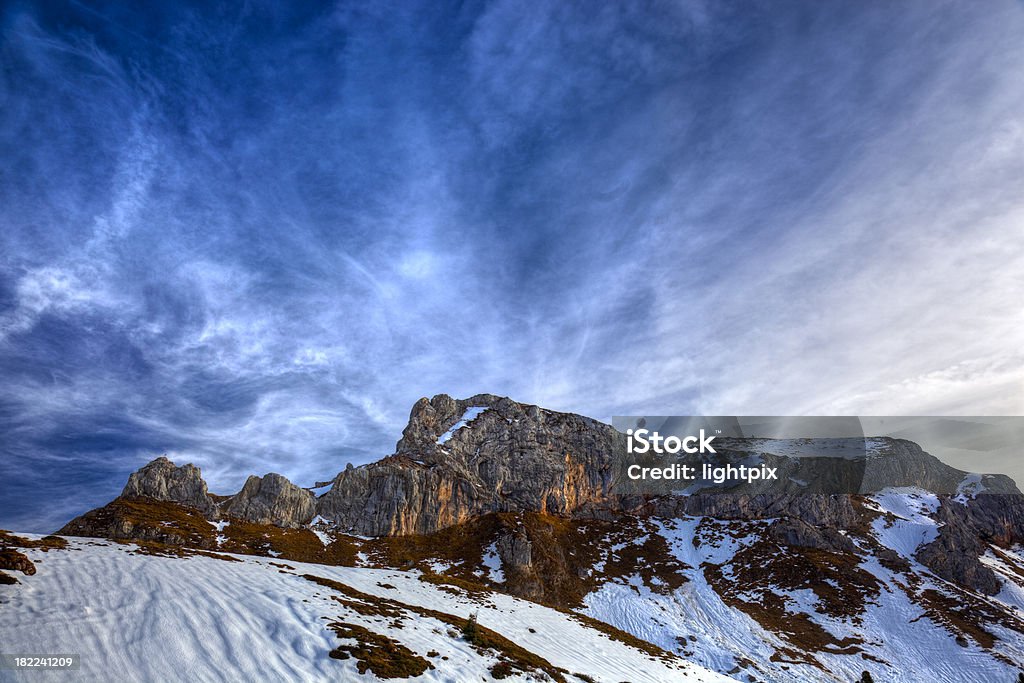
[0,532,724,682]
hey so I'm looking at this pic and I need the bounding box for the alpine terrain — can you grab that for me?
[3,394,1024,682]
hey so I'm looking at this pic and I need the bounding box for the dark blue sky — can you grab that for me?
[2,1,1023,532]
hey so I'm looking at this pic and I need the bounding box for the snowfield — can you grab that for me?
[580,504,1024,683]
[0,536,730,683]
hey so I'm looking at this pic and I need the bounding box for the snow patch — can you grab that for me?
[869,488,941,558]
[482,542,504,583]
[954,473,987,505]
[437,407,488,444]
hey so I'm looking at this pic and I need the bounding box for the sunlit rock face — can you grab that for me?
[316,393,623,536]
[221,473,316,528]
[121,456,216,515]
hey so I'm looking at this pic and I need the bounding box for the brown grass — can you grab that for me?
[58,498,363,565]
[370,511,690,609]
[218,517,359,565]
[0,530,69,551]
[0,548,37,575]
[913,588,1006,649]
[59,498,217,547]
[327,621,433,678]
[417,571,494,604]
[118,539,242,562]
[701,533,883,665]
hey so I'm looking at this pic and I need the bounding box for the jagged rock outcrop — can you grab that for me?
[221,473,315,528]
[768,517,856,553]
[65,458,315,534]
[121,456,215,514]
[916,500,1002,595]
[665,493,863,528]
[497,529,533,569]
[315,394,621,535]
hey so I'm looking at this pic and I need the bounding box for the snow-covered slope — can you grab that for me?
[577,491,1024,683]
[0,535,731,683]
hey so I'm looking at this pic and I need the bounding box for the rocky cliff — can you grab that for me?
[221,473,316,527]
[121,456,216,514]
[316,393,620,535]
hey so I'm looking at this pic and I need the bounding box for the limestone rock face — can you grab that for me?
[121,456,215,515]
[768,517,856,553]
[916,500,1002,595]
[93,457,314,530]
[221,473,316,528]
[315,394,622,535]
[497,530,533,569]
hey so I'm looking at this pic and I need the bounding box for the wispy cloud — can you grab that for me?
[2,0,1023,531]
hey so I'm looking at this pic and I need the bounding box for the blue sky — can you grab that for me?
[2,1,1023,532]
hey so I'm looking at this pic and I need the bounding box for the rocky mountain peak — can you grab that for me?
[121,455,215,515]
[395,393,523,457]
[315,394,622,535]
[221,473,315,528]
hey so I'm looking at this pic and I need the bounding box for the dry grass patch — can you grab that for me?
[219,518,359,565]
[702,535,882,664]
[911,588,1022,649]
[0,530,69,551]
[328,621,433,678]
[58,498,217,548]
[117,539,242,562]
[0,548,37,575]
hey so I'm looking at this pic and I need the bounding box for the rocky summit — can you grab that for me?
[51,394,1024,681]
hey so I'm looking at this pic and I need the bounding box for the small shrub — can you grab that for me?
[461,611,481,644]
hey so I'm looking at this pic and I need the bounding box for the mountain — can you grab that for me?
[6,394,1024,682]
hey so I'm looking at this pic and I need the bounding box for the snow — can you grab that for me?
[982,547,1024,617]
[0,536,731,683]
[209,520,230,548]
[437,407,488,445]
[869,487,941,558]
[482,542,504,583]
[425,559,452,574]
[307,483,333,496]
[954,473,987,504]
[307,516,333,546]
[578,516,1024,683]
